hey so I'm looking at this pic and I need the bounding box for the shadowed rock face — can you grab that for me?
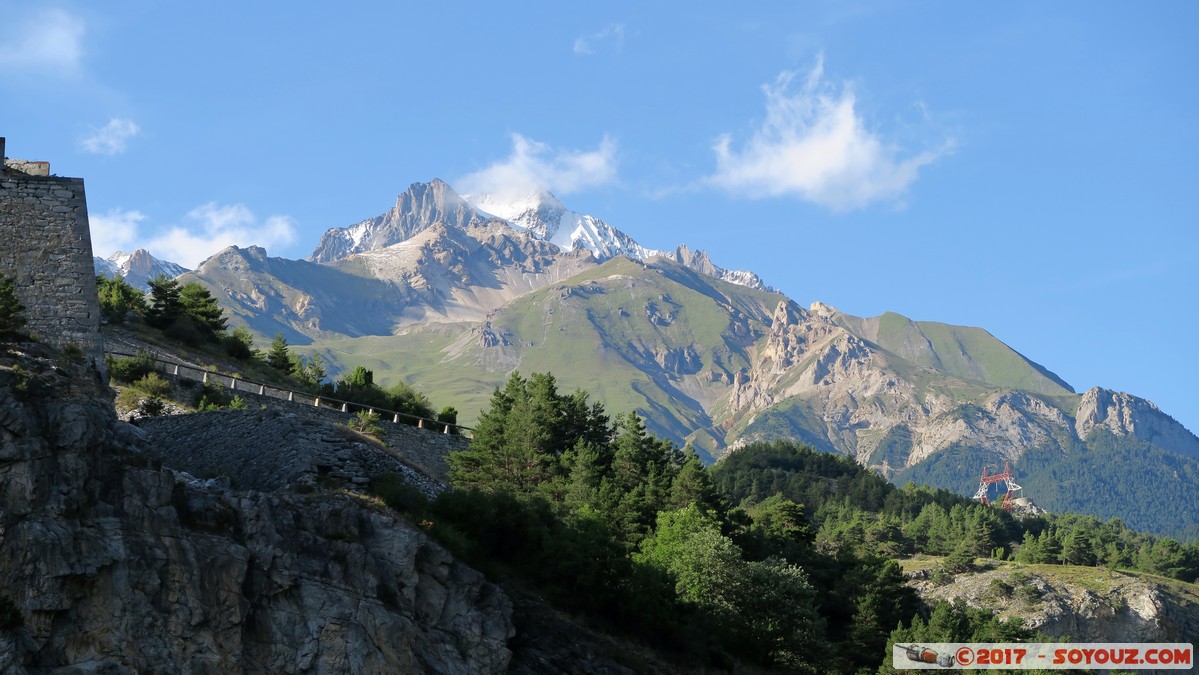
[0,342,513,673]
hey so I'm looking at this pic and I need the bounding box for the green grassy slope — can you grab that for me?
[300,257,786,458]
[837,311,1074,397]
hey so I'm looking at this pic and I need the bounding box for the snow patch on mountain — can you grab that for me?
[465,188,665,262]
[94,249,189,290]
[310,179,770,291]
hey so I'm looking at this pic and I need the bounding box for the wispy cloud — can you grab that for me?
[573,23,625,55]
[0,7,86,74]
[89,208,146,257]
[146,203,297,268]
[458,134,619,198]
[80,118,141,155]
[708,55,952,211]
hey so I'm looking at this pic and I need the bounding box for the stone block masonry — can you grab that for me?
[1,137,105,373]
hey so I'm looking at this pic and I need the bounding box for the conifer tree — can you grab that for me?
[179,282,226,337]
[669,447,721,513]
[266,333,292,373]
[96,274,146,323]
[450,371,610,494]
[290,353,327,390]
[144,275,182,328]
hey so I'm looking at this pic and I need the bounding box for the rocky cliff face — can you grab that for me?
[310,179,492,264]
[1075,387,1199,460]
[0,342,513,673]
[723,300,1068,467]
[349,221,600,327]
[718,299,1199,484]
[666,244,772,292]
[908,563,1199,642]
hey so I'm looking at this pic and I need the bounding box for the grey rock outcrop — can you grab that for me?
[908,563,1199,642]
[0,343,513,673]
[310,180,491,263]
[666,244,772,292]
[1075,387,1199,460]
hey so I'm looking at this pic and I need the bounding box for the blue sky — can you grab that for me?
[3,2,1197,434]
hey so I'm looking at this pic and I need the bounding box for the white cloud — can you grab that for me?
[0,8,85,74]
[89,208,145,257]
[80,118,141,155]
[573,23,625,55]
[145,203,297,268]
[709,55,951,211]
[458,134,619,198]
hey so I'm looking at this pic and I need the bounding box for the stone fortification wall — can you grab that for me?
[0,138,104,371]
[144,377,466,482]
[123,360,468,481]
[136,409,450,497]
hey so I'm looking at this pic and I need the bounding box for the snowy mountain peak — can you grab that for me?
[463,187,665,263]
[667,244,774,292]
[464,186,563,222]
[309,179,769,290]
[308,180,490,263]
[93,249,189,290]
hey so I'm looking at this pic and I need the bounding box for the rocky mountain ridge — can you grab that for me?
[466,186,664,263]
[308,179,491,264]
[93,248,189,290]
[172,179,1199,537]
[0,341,514,672]
[308,179,769,291]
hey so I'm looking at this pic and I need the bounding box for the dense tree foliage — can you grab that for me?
[144,275,182,329]
[220,326,255,359]
[179,282,227,338]
[449,372,613,497]
[96,275,146,324]
[635,504,826,668]
[326,364,437,425]
[425,374,932,670]
[397,396,1199,671]
[712,440,1199,582]
[143,276,230,345]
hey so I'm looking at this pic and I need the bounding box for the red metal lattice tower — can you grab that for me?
[973,462,1023,510]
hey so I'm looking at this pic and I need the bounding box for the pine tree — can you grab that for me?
[670,447,721,513]
[449,372,608,494]
[179,282,226,337]
[1061,528,1096,566]
[96,274,146,324]
[291,353,327,391]
[144,275,182,328]
[266,333,292,373]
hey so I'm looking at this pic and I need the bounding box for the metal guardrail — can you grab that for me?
[105,349,470,436]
